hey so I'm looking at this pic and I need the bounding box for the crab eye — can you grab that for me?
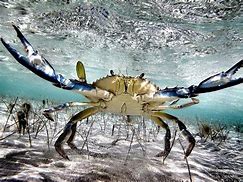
[110,70,114,76]
[139,73,145,79]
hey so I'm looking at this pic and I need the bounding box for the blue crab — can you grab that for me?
[1,25,243,160]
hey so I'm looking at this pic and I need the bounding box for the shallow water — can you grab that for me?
[0,0,243,123]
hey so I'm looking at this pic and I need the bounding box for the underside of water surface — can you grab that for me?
[0,0,243,124]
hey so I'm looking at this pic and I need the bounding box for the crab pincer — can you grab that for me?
[194,60,243,94]
[1,25,60,84]
[1,25,95,91]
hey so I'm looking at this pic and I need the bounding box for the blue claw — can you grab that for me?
[12,24,34,53]
[195,60,243,93]
[155,87,194,99]
[1,25,95,93]
[1,26,59,84]
[156,60,243,99]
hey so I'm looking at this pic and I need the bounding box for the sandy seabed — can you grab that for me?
[0,99,242,182]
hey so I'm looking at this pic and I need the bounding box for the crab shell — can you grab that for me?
[88,75,161,115]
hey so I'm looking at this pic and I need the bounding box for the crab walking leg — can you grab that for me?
[149,116,171,159]
[150,98,199,111]
[42,102,100,121]
[152,112,195,158]
[55,107,99,160]
[43,102,101,113]
[170,98,199,109]
[1,25,107,99]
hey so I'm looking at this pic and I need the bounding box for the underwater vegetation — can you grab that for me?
[0,97,242,181]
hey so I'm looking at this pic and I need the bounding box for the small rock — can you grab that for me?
[53,161,66,168]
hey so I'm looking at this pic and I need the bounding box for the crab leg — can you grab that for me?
[169,98,199,109]
[1,25,112,99]
[1,25,61,85]
[152,112,195,158]
[55,107,99,160]
[43,101,101,113]
[194,60,243,94]
[150,98,199,111]
[153,60,243,100]
[149,116,171,161]
[42,101,101,121]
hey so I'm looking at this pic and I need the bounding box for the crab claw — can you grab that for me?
[1,25,96,93]
[12,24,34,55]
[1,25,63,85]
[194,60,243,94]
[163,60,243,98]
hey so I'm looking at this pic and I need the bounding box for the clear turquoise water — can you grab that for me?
[0,0,243,123]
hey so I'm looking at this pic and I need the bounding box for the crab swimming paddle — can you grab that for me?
[76,61,86,82]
